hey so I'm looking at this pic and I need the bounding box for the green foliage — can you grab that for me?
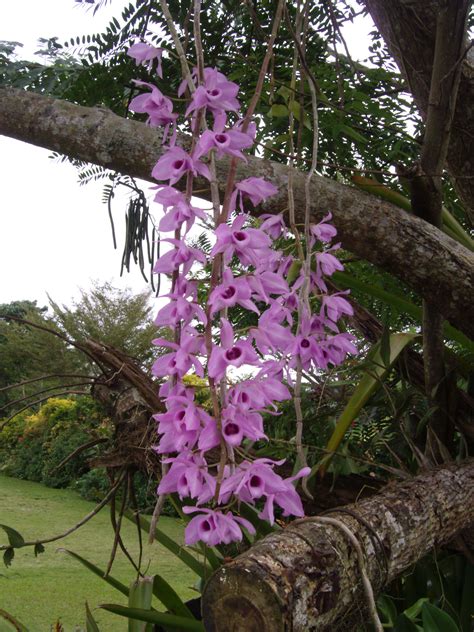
[0,396,111,491]
[377,551,473,632]
[74,467,111,502]
[319,332,418,475]
[50,280,156,367]
[0,300,82,411]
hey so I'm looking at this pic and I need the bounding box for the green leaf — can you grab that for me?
[393,613,420,632]
[152,576,196,619]
[459,560,474,632]
[403,597,429,621]
[85,602,101,632]
[380,325,391,368]
[289,101,311,129]
[339,123,368,145]
[421,602,459,632]
[124,512,211,580]
[0,524,25,548]
[99,605,205,632]
[352,175,411,211]
[34,543,45,557]
[3,548,14,568]
[0,607,29,631]
[59,549,129,598]
[318,332,418,475]
[129,577,154,632]
[269,103,288,117]
[332,271,474,354]
[238,503,277,538]
[286,260,302,285]
[377,594,398,627]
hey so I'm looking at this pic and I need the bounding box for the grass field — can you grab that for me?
[0,476,198,631]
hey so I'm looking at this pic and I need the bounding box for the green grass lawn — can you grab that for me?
[0,476,198,631]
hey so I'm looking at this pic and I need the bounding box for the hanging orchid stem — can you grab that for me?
[127,2,356,547]
[285,3,312,498]
[219,0,286,224]
[158,0,195,93]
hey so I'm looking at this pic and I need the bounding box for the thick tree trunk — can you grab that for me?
[202,460,474,631]
[363,0,474,224]
[1,88,473,339]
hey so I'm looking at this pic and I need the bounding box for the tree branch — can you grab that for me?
[363,0,474,224]
[0,88,472,338]
[202,459,474,631]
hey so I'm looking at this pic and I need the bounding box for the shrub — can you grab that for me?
[0,396,111,491]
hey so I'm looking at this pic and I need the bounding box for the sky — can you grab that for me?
[0,1,373,310]
[1,0,150,309]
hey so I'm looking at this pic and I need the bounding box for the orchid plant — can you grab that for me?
[126,37,356,547]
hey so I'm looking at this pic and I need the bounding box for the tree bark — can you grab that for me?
[202,459,474,632]
[363,0,474,224]
[1,87,473,339]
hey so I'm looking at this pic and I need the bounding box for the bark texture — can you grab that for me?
[1,87,473,338]
[202,460,474,632]
[364,0,474,224]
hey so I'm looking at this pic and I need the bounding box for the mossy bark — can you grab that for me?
[202,460,474,631]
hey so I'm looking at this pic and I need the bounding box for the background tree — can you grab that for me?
[49,280,156,367]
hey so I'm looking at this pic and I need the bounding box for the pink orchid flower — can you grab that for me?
[316,244,344,277]
[129,81,177,129]
[259,213,287,239]
[310,212,338,245]
[221,405,266,446]
[208,318,260,381]
[127,42,163,77]
[183,507,255,546]
[158,452,216,504]
[152,146,211,185]
[258,466,311,525]
[219,458,287,503]
[321,291,353,323]
[194,128,253,161]
[210,214,271,266]
[185,67,240,120]
[230,177,278,212]
[152,327,204,378]
[208,269,258,316]
[153,238,207,276]
[153,185,207,233]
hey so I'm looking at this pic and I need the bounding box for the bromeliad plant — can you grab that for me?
[129,3,356,548]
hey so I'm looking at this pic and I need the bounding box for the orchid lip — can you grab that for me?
[221,286,236,299]
[250,475,262,488]
[207,88,221,98]
[224,422,240,436]
[300,338,311,349]
[172,159,184,170]
[225,347,242,361]
[233,231,248,242]
[215,133,229,145]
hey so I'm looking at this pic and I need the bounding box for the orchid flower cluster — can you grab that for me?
[127,43,356,547]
